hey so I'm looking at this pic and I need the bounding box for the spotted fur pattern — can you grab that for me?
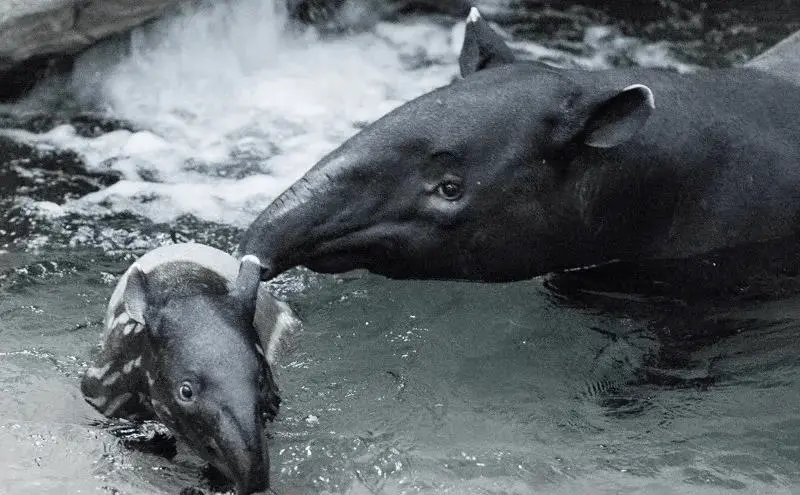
[81,243,300,426]
[81,300,154,420]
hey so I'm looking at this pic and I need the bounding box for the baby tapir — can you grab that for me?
[81,243,299,494]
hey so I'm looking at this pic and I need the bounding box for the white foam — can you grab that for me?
[2,2,694,229]
[507,25,697,72]
[3,0,460,227]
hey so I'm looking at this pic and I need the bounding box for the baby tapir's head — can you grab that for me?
[83,252,280,494]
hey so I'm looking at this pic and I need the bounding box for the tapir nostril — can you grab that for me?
[205,442,221,459]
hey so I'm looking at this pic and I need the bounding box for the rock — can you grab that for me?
[0,0,543,101]
[0,0,483,73]
[0,54,72,100]
[0,0,178,71]
[0,0,181,100]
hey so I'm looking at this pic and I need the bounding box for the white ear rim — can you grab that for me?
[467,7,482,24]
[235,254,263,313]
[240,255,260,266]
[584,83,656,149]
[623,84,655,109]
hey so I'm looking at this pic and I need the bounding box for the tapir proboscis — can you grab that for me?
[238,8,800,283]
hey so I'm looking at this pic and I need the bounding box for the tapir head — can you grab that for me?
[123,256,275,494]
[239,8,655,282]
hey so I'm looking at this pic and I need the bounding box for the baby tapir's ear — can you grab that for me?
[459,7,516,77]
[233,255,262,315]
[582,84,655,148]
[123,264,149,325]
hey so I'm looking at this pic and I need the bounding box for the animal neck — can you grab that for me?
[567,145,687,263]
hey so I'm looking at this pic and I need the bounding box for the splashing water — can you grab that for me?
[3,1,798,494]
[2,0,461,227]
[0,0,695,232]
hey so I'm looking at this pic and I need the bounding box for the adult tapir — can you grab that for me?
[238,8,800,283]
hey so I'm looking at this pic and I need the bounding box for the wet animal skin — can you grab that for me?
[81,243,299,494]
[238,8,800,283]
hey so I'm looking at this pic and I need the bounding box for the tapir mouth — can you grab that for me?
[201,437,269,494]
[180,414,269,494]
[304,250,384,275]
[305,238,395,274]
[202,438,235,479]
[306,246,445,280]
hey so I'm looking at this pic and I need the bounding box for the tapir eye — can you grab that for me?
[436,180,463,201]
[178,382,194,402]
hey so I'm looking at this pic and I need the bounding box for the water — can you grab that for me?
[1,0,799,493]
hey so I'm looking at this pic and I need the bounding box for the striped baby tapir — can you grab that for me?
[81,243,299,494]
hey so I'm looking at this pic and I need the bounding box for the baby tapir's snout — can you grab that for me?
[82,243,299,494]
[211,402,271,494]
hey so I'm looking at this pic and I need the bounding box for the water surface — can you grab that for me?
[1,1,799,493]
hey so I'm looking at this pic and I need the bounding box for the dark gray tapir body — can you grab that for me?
[81,243,299,494]
[239,8,800,283]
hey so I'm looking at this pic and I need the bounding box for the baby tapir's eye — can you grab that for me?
[178,382,195,402]
[436,178,463,201]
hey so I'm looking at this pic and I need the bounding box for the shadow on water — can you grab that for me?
[544,237,800,464]
[2,201,800,492]
[1,0,799,493]
[258,241,800,493]
[2,148,800,493]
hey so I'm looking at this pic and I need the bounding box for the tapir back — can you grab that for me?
[561,66,800,258]
[745,30,800,86]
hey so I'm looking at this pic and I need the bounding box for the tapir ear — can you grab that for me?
[582,84,655,148]
[233,255,262,314]
[459,7,516,77]
[123,264,149,325]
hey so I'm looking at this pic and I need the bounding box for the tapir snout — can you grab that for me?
[83,245,298,493]
[239,8,800,282]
